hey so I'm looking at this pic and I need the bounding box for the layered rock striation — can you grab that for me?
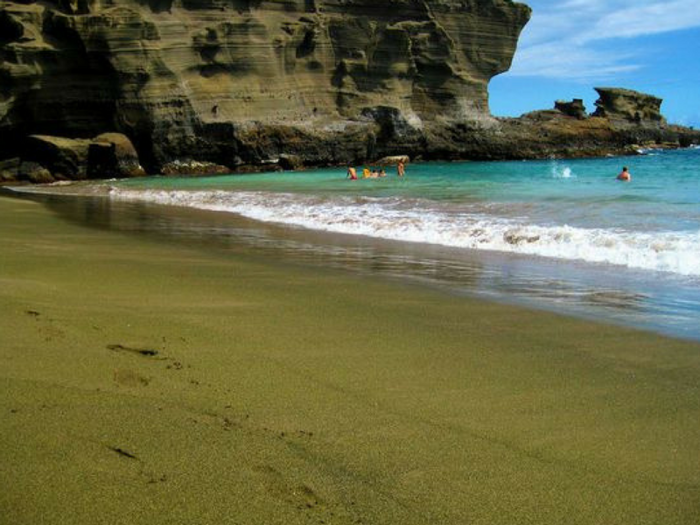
[0,0,530,175]
[1,1,698,181]
[592,87,664,124]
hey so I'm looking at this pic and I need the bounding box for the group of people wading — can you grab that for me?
[347,160,406,180]
[348,161,631,182]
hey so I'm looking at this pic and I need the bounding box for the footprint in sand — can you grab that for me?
[26,309,66,341]
[252,465,324,510]
[113,368,151,387]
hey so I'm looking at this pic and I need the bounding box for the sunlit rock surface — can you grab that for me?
[1,1,698,179]
[593,87,664,125]
[0,0,530,172]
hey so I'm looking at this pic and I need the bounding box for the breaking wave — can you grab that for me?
[551,164,575,179]
[108,187,700,277]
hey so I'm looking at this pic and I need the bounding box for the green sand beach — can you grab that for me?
[1,194,700,525]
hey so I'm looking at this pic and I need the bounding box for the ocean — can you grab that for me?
[17,146,700,340]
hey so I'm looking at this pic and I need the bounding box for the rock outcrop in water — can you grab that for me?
[494,87,699,159]
[592,87,664,124]
[0,0,698,181]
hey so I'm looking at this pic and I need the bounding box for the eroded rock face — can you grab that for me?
[2,1,698,179]
[89,133,147,178]
[15,133,144,182]
[593,87,664,124]
[555,99,587,120]
[0,0,531,172]
[24,136,94,180]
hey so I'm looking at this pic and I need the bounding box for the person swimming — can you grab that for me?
[347,166,357,180]
[363,167,371,179]
[617,166,631,181]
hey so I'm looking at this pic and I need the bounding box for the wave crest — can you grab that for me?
[109,187,700,276]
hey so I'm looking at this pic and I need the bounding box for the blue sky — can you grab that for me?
[489,0,700,127]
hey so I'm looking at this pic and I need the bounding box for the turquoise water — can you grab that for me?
[115,147,700,275]
[34,147,700,339]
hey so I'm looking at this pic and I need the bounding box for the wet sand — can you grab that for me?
[1,194,700,525]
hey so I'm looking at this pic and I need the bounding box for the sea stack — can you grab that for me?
[593,87,665,125]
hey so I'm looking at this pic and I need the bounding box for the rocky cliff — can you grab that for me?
[1,1,698,181]
[0,0,530,175]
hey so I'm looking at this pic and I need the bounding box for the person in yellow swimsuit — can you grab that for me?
[363,167,371,179]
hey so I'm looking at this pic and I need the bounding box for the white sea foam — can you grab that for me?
[109,188,700,276]
[551,164,575,179]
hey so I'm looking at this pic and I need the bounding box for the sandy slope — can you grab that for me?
[1,195,699,525]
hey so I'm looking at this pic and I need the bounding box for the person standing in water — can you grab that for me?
[617,166,631,181]
[397,160,406,177]
[347,166,357,180]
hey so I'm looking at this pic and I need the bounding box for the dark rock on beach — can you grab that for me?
[0,158,22,183]
[278,154,304,172]
[19,162,54,184]
[25,136,93,181]
[160,160,231,176]
[88,133,146,179]
[10,133,145,183]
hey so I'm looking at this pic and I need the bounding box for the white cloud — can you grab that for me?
[509,0,700,81]
[581,0,700,41]
[510,42,640,81]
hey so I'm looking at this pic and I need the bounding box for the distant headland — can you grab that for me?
[1,0,698,183]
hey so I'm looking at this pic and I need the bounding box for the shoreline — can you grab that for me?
[6,182,700,343]
[8,150,700,343]
[2,194,700,524]
[3,141,700,187]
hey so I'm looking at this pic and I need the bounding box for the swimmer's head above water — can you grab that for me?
[617,166,631,181]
